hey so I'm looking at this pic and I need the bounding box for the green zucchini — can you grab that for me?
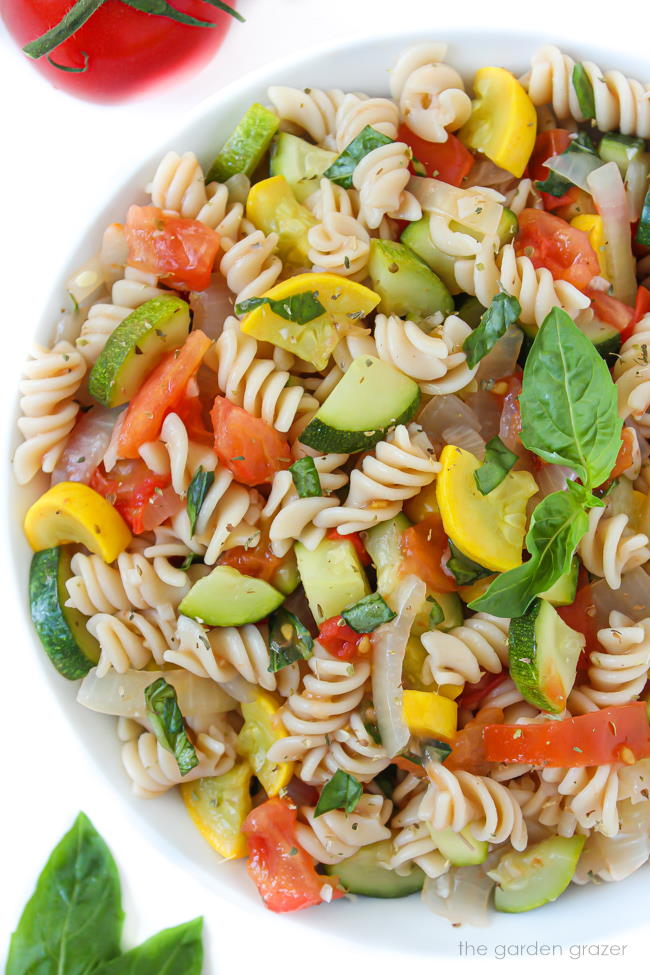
[323,840,424,898]
[269,132,337,203]
[491,835,586,913]
[294,537,370,625]
[205,103,279,183]
[368,239,455,320]
[429,826,488,866]
[179,566,283,627]
[598,132,646,176]
[508,598,584,713]
[540,557,579,606]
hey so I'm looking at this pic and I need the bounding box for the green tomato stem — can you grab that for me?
[23,0,106,60]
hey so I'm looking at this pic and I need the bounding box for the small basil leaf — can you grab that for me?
[94,919,204,975]
[572,64,596,120]
[470,487,589,618]
[180,553,202,571]
[323,125,395,188]
[235,291,326,325]
[187,467,215,535]
[446,540,493,587]
[144,678,198,776]
[268,608,314,672]
[373,765,397,798]
[474,436,518,495]
[427,596,445,628]
[463,293,522,368]
[519,308,622,488]
[6,812,123,975]
[423,738,452,763]
[342,592,396,632]
[536,169,572,198]
[314,770,363,817]
[289,456,322,498]
[400,751,424,766]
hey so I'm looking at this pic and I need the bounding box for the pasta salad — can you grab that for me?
[16,41,650,923]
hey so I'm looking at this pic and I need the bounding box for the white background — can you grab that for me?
[1,1,649,972]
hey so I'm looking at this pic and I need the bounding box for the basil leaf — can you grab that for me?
[314,770,363,817]
[572,64,596,120]
[423,738,452,763]
[180,553,202,571]
[6,812,123,975]
[474,436,518,495]
[342,592,396,632]
[637,189,650,248]
[186,467,214,535]
[536,169,572,198]
[323,125,395,188]
[469,487,590,617]
[289,456,322,498]
[373,765,397,798]
[427,596,445,627]
[235,291,325,324]
[95,920,203,975]
[268,608,314,672]
[145,678,198,776]
[520,308,622,488]
[463,293,522,368]
[446,540,493,587]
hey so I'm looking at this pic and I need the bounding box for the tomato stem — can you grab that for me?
[47,51,90,73]
[23,0,106,60]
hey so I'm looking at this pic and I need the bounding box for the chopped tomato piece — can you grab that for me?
[318,615,365,660]
[327,527,371,565]
[218,530,286,584]
[117,330,212,459]
[211,397,291,486]
[392,754,427,779]
[587,288,635,340]
[628,285,650,341]
[527,130,577,210]
[457,672,510,711]
[242,797,343,912]
[398,124,474,187]
[484,703,650,767]
[515,209,600,290]
[90,459,182,534]
[400,513,457,593]
[607,427,637,483]
[173,392,214,446]
[444,706,503,775]
[125,205,220,292]
[557,574,600,659]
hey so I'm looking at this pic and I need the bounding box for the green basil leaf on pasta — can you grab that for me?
[94,919,204,975]
[519,308,622,488]
[572,63,596,119]
[268,608,314,672]
[289,456,322,498]
[6,812,123,975]
[342,592,396,632]
[323,125,395,188]
[423,738,452,763]
[446,540,493,587]
[535,169,573,198]
[463,293,521,368]
[427,596,445,628]
[144,678,198,775]
[186,467,215,535]
[637,189,650,247]
[474,436,518,495]
[314,770,363,817]
[373,765,397,798]
[235,291,325,324]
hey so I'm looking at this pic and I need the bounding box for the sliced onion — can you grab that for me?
[418,394,481,451]
[77,668,235,727]
[591,567,650,625]
[422,867,494,927]
[534,463,577,500]
[52,406,122,485]
[588,162,638,305]
[574,796,650,884]
[625,157,650,222]
[475,325,523,387]
[372,574,426,757]
[463,157,518,194]
[408,176,504,237]
[66,255,107,310]
[545,150,604,192]
[189,274,235,339]
[442,423,485,458]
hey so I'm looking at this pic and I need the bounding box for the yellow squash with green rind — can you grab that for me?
[181,762,253,859]
[236,690,293,796]
[245,174,317,267]
[459,66,537,178]
[24,482,132,563]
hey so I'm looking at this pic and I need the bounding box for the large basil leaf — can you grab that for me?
[469,486,590,618]
[519,308,622,488]
[145,678,198,775]
[95,919,203,975]
[6,812,123,975]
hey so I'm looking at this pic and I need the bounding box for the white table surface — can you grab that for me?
[1,2,648,971]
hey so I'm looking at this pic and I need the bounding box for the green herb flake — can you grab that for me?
[572,63,596,119]
[186,467,215,536]
[268,608,314,672]
[474,436,518,495]
[446,540,493,587]
[235,290,325,325]
[314,770,363,817]
[289,456,322,498]
[323,125,394,188]
[463,293,522,368]
[423,738,452,763]
[342,592,396,633]
[145,678,198,776]
[427,596,445,628]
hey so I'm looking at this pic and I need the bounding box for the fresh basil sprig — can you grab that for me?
[474,436,518,495]
[446,540,493,587]
[572,64,596,120]
[187,467,214,535]
[342,592,396,632]
[235,291,325,324]
[268,608,314,672]
[314,770,363,818]
[323,125,395,188]
[145,678,198,775]
[463,293,522,368]
[289,456,322,498]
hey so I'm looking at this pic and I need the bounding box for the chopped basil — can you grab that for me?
[289,456,322,498]
[235,291,325,324]
[323,125,395,188]
[186,467,215,536]
[342,592,396,633]
[268,608,314,672]
[474,436,518,495]
[314,770,363,817]
[536,133,598,196]
[572,63,596,120]
[637,189,650,248]
[180,553,202,571]
[373,765,397,798]
[423,738,452,763]
[536,168,573,198]
[463,293,521,368]
[446,540,493,587]
[427,596,445,628]
[144,678,198,776]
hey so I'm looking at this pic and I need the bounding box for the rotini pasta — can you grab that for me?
[578,506,650,589]
[390,43,472,142]
[295,794,392,863]
[352,142,422,229]
[421,614,510,686]
[569,612,650,713]
[374,313,478,394]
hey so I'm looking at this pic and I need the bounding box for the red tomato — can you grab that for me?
[326,527,371,565]
[557,578,600,659]
[607,427,637,483]
[587,288,635,340]
[484,703,650,767]
[1,0,239,104]
[457,672,509,712]
[118,330,212,459]
[90,459,182,534]
[630,285,650,337]
[173,391,214,446]
[218,531,286,584]
[211,396,291,486]
[318,616,364,661]
[398,124,474,187]
[242,797,344,913]
[125,206,220,292]
[400,514,457,593]
[515,209,600,290]
[527,129,577,211]
[445,707,503,775]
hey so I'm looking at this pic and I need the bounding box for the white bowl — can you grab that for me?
[7,27,650,954]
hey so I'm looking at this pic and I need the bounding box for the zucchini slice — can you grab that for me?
[206,103,280,183]
[491,835,585,913]
[179,566,284,627]
[324,840,425,898]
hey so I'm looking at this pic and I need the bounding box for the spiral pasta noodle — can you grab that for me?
[514,764,623,838]
[578,506,650,589]
[390,42,472,143]
[219,229,282,307]
[421,614,510,687]
[65,550,189,617]
[267,86,345,149]
[87,608,176,676]
[352,142,422,229]
[138,411,217,497]
[307,211,370,278]
[374,313,478,395]
[295,793,392,864]
[614,316,650,434]
[569,612,650,713]
[300,711,391,786]
[335,93,399,150]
